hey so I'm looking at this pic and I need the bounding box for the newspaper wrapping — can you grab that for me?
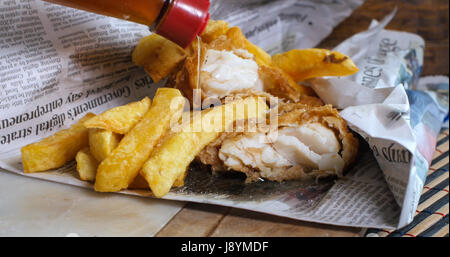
[309,10,449,227]
[1,0,448,229]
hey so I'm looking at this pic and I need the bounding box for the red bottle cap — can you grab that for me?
[156,0,210,48]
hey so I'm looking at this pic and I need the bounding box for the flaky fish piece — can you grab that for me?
[198,102,359,183]
[168,33,319,105]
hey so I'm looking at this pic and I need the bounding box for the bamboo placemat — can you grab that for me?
[365,129,449,237]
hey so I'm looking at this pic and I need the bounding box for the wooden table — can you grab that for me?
[156,0,449,237]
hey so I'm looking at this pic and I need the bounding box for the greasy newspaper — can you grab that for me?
[1,0,448,230]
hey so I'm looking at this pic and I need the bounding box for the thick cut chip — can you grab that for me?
[94,88,185,192]
[76,147,98,182]
[141,96,268,198]
[226,27,272,67]
[132,34,187,83]
[21,113,95,173]
[272,48,359,82]
[88,129,122,162]
[84,97,151,134]
[200,19,230,43]
[88,128,146,189]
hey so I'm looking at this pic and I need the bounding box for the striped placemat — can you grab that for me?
[365,129,449,237]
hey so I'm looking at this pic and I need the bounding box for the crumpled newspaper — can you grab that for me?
[210,0,365,53]
[308,9,449,227]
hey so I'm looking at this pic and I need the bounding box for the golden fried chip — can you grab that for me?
[88,129,122,162]
[94,88,185,192]
[141,96,268,198]
[272,48,359,82]
[200,19,230,43]
[76,147,98,182]
[132,34,187,83]
[84,97,151,134]
[21,113,95,173]
[226,27,272,67]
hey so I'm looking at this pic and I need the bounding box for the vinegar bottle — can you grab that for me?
[44,0,210,48]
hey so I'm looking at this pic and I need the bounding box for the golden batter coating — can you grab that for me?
[168,32,320,105]
[197,102,359,183]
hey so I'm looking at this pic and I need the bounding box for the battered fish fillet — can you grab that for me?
[167,34,322,106]
[197,102,359,183]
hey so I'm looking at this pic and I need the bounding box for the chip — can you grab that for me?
[132,34,187,83]
[141,96,268,198]
[272,48,359,82]
[75,147,98,182]
[75,149,151,188]
[94,88,185,192]
[21,113,95,173]
[226,27,272,67]
[200,19,230,43]
[88,128,122,162]
[84,97,151,134]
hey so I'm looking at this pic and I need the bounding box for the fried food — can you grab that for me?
[22,19,361,196]
[75,147,98,182]
[133,19,360,107]
[199,48,264,98]
[259,65,322,105]
[225,27,272,67]
[199,103,359,183]
[84,97,151,134]
[132,34,187,83]
[167,30,325,103]
[21,113,95,173]
[173,40,273,102]
[141,96,268,198]
[133,19,361,105]
[272,49,359,82]
[94,88,185,192]
[75,145,148,188]
[79,128,145,187]
[200,19,230,44]
[88,128,122,162]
